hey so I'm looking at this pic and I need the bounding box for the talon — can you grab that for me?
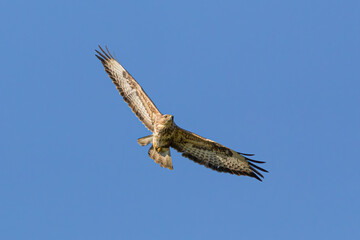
[153,143,161,152]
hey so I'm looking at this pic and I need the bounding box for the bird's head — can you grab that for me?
[160,114,174,126]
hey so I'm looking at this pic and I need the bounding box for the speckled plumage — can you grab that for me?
[96,46,268,181]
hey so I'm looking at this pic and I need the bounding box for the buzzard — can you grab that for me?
[95,46,268,181]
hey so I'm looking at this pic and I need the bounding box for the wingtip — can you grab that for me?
[238,151,255,156]
[250,166,264,178]
[95,53,105,62]
[245,157,266,164]
[250,172,263,181]
[249,162,268,173]
[95,45,116,62]
[105,45,115,59]
[247,157,268,181]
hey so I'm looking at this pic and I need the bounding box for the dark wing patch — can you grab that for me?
[171,127,268,181]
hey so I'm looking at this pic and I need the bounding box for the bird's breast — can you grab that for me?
[153,126,175,148]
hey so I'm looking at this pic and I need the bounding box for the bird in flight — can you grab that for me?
[95,46,268,181]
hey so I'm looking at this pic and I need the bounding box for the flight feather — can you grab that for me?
[95,46,161,131]
[171,127,268,181]
[96,46,268,181]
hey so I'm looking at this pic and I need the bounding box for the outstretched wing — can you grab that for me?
[95,46,161,132]
[171,127,268,181]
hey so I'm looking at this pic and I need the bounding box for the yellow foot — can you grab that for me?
[153,143,162,152]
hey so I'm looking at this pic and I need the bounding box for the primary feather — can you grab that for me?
[95,46,161,131]
[96,46,268,181]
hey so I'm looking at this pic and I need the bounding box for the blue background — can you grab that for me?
[1,0,359,239]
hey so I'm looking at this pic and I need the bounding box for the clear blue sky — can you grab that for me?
[1,0,359,239]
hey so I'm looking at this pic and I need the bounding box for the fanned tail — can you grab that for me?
[148,146,173,170]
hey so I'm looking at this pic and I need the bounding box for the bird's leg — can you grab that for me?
[153,143,162,152]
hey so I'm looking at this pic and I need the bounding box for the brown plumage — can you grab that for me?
[95,46,161,131]
[96,46,268,181]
